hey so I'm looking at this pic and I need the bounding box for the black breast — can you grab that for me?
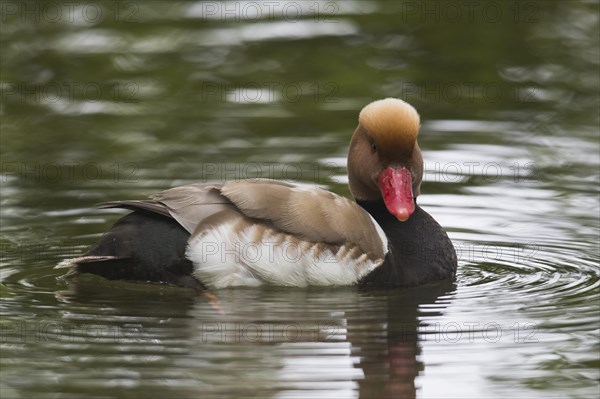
[358,200,457,287]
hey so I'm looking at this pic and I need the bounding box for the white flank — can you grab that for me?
[186,222,383,289]
[369,214,389,256]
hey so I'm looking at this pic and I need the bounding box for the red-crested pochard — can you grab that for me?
[56,98,457,291]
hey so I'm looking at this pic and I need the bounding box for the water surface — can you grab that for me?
[1,1,599,398]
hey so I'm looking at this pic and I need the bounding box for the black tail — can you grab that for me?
[56,211,205,292]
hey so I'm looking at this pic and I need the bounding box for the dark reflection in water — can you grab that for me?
[1,1,599,398]
[23,278,452,399]
[350,283,455,399]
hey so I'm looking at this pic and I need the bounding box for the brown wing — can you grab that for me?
[220,179,386,258]
[149,183,234,234]
[98,184,233,234]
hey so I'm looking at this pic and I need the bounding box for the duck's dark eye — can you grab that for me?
[371,142,377,153]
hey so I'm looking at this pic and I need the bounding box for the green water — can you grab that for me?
[1,1,599,398]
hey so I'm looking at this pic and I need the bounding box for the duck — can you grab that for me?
[56,98,457,291]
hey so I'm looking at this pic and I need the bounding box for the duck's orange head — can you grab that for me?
[348,98,423,221]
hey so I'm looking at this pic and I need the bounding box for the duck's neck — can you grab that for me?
[356,198,417,228]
